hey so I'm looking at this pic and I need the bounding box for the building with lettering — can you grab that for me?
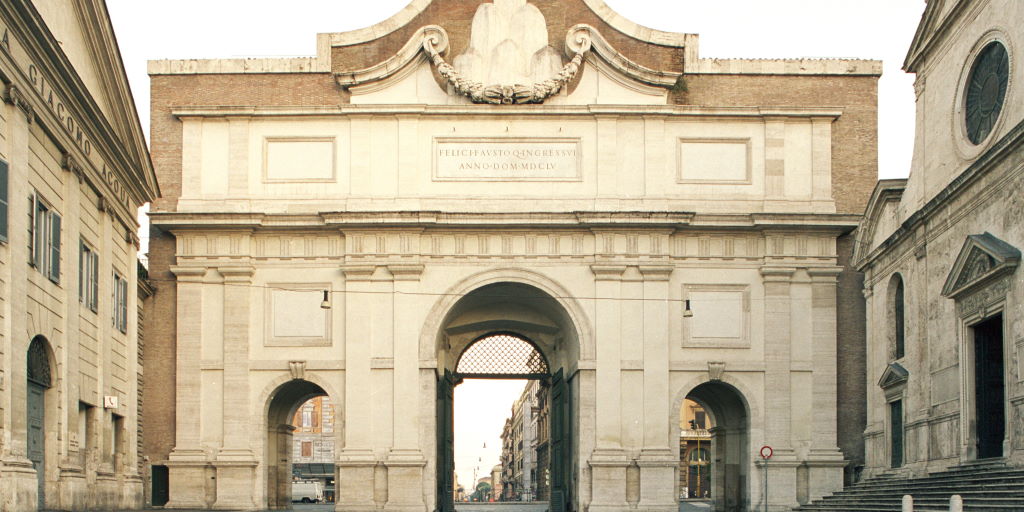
[854,0,1024,491]
[0,0,159,510]
[143,1,879,510]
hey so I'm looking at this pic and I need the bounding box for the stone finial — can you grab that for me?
[289,361,307,381]
[708,361,726,381]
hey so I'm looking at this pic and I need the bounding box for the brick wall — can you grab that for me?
[836,234,867,483]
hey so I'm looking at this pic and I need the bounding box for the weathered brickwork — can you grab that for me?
[682,74,879,215]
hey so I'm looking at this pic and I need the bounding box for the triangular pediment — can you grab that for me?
[23,0,158,201]
[941,233,1020,298]
[878,362,909,390]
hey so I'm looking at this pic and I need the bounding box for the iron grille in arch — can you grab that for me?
[456,334,549,376]
[27,337,51,387]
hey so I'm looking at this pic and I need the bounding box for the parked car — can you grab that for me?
[292,480,324,503]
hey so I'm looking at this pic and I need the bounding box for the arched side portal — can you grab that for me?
[26,336,54,511]
[683,382,750,512]
[433,281,583,512]
[264,379,328,509]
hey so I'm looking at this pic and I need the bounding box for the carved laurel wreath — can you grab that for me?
[422,26,594,105]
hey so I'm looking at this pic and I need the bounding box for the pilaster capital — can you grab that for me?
[759,267,796,282]
[388,264,425,281]
[341,264,377,281]
[638,265,673,281]
[169,266,208,283]
[218,266,255,284]
[4,84,35,123]
[807,266,844,283]
[590,265,627,281]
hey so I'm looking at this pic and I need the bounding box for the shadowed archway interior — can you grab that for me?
[686,382,749,512]
[265,379,328,509]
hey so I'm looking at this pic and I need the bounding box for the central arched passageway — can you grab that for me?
[434,281,582,512]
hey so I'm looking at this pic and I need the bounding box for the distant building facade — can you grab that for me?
[143,1,879,510]
[0,1,158,510]
[291,396,337,501]
[856,0,1023,478]
[679,399,711,500]
[500,380,541,501]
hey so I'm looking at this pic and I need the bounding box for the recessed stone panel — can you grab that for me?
[265,284,331,346]
[264,137,335,182]
[683,284,751,348]
[677,138,751,184]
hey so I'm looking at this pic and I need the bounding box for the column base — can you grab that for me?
[637,449,679,511]
[337,453,378,510]
[385,451,427,511]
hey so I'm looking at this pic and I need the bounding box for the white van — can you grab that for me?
[291,480,324,503]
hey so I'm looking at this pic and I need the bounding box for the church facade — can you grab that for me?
[856,0,1023,478]
[144,1,880,510]
[0,1,158,510]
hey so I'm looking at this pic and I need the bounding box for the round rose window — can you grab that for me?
[965,41,1009,145]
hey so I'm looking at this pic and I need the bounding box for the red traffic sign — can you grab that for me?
[760,445,773,459]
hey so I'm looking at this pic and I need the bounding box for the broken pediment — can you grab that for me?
[878,362,909,390]
[333,0,685,105]
[941,233,1021,299]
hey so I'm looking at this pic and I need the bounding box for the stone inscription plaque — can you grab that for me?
[433,138,581,181]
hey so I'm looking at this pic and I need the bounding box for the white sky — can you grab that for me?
[105,0,926,491]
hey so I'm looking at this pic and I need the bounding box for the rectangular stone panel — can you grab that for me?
[265,284,331,346]
[433,137,581,181]
[264,137,335,182]
[677,138,751,184]
[683,284,750,348]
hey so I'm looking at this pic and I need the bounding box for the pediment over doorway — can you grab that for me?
[941,233,1020,299]
[877,362,909,390]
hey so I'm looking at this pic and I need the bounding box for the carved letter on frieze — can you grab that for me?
[289,361,307,381]
[708,361,726,381]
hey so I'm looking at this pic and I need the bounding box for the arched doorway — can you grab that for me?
[434,281,580,512]
[684,382,749,512]
[27,336,53,510]
[265,379,329,509]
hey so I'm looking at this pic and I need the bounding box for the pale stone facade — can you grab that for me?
[855,0,1024,477]
[0,1,158,510]
[144,1,879,511]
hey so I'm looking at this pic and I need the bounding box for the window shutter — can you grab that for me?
[119,277,127,332]
[0,160,8,242]
[49,212,61,283]
[79,241,85,303]
[90,252,99,311]
[29,194,36,265]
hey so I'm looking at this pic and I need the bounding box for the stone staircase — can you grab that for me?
[793,461,1024,511]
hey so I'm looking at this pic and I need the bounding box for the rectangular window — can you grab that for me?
[112,413,125,459]
[79,241,99,312]
[301,441,313,457]
[0,160,8,242]
[112,271,128,333]
[890,400,904,468]
[78,402,92,465]
[29,192,61,283]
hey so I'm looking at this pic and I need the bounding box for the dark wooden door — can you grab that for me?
[975,315,1005,459]
[549,369,571,511]
[152,465,170,506]
[436,370,455,512]
[27,381,45,509]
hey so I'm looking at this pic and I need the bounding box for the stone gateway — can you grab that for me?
[143,1,880,510]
